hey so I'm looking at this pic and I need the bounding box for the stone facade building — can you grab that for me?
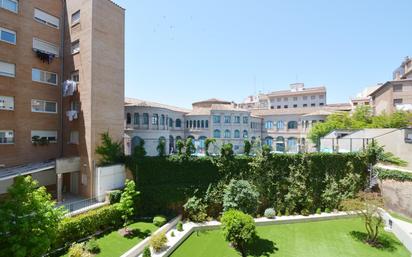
[0,0,125,200]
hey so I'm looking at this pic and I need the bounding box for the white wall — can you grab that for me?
[95,164,126,201]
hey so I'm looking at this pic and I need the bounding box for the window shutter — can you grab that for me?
[33,38,59,56]
[0,61,15,76]
[34,9,60,28]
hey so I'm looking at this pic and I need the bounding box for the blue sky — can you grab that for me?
[115,0,411,108]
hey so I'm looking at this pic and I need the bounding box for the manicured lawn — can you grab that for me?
[62,221,157,257]
[170,218,409,257]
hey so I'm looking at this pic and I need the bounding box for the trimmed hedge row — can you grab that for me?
[131,153,369,216]
[377,167,412,182]
[54,204,123,248]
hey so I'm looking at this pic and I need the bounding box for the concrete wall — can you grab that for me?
[95,164,125,200]
[380,179,412,219]
[376,129,412,170]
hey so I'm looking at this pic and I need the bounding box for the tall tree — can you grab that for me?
[0,176,65,257]
[95,132,124,166]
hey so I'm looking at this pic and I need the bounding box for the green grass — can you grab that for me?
[62,221,157,257]
[170,218,409,257]
[389,211,412,224]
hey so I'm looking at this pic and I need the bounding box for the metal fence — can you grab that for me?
[319,138,375,153]
[58,194,106,213]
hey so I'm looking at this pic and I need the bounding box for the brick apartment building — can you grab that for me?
[0,0,125,201]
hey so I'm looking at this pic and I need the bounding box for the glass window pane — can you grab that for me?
[1,30,15,43]
[3,0,18,12]
[45,102,56,112]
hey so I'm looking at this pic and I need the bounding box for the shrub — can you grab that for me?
[301,209,310,216]
[185,138,196,157]
[176,221,183,232]
[316,208,321,214]
[153,216,167,227]
[243,140,252,156]
[68,243,91,257]
[108,190,122,204]
[223,179,259,215]
[150,231,168,253]
[95,132,124,166]
[85,238,100,254]
[221,210,256,257]
[325,208,331,213]
[171,231,175,237]
[264,208,276,219]
[183,195,207,222]
[55,204,123,247]
[157,138,166,157]
[285,209,290,216]
[143,246,151,257]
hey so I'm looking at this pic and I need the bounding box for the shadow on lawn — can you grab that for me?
[123,228,152,239]
[349,231,401,252]
[246,236,278,257]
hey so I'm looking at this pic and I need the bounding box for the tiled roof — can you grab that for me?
[125,97,190,113]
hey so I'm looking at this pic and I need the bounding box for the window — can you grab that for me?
[287,137,298,153]
[393,98,403,105]
[33,38,59,56]
[303,96,308,100]
[265,121,272,129]
[186,120,189,128]
[284,105,288,108]
[71,40,80,54]
[69,100,79,111]
[133,113,139,125]
[393,84,403,92]
[0,0,18,13]
[197,120,200,128]
[303,104,307,107]
[32,68,57,85]
[224,129,231,138]
[0,27,16,44]
[71,10,80,25]
[142,113,149,125]
[169,118,173,127]
[0,95,14,110]
[277,121,284,129]
[319,103,324,106]
[0,130,14,144]
[213,115,221,123]
[293,97,298,101]
[71,70,79,82]
[126,113,131,124]
[205,120,209,128]
[213,129,221,138]
[0,61,15,77]
[224,116,231,123]
[270,106,274,109]
[201,120,204,128]
[293,104,297,108]
[34,9,59,28]
[277,105,281,109]
[152,114,159,125]
[287,121,298,129]
[193,120,196,128]
[311,95,316,100]
[234,116,240,123]
[283,97,288,101]
[243,116,248,124]
[243,130,248,138]
[277,97,281,102]
[69,131,79,144]
[264,137,273,147]
[176,119,182,128]
[189,120,193,128]
[31,99,57,113]
[311,103,316,107]
[319,95,324,99]
[234,130,240,138]
[160,114,165,125]
[31,130,57,143]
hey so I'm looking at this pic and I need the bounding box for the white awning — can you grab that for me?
[0,160,55,181]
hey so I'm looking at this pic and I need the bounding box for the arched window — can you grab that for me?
[189,120,193,128]
[160,114,165,125]
[213,129,221,138]
[234,129,240,138]
[287,121,298,129]
[176,119,182,128]
[276,120,284,129]
[126,113,131,124]
[243,130,248,138]
[169,118,173,127]
[287,137,298,152]
[133,113,139,125]
[264,136,273,148]
[152,114,159,125]
[205,120,209,128]
[193,120,196,128]
[143,113,149,125]
[275,136,285,152]
[224,129,231,138]
[265,121,272,129]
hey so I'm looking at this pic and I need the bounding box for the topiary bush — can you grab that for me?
[221,210,256,257]
[150,231,168,253]
[153,216,167,227]
[176,221,183,232]
[264,208,276,219]
[142,246,151,257]
[223,179,259,215]
[85,238,100,254]
[316,208,321,214]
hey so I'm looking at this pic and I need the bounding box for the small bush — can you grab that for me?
[176,221,183,232]
[150,231,168,253]
[301,209,310,216]
[68,243,91,257]
[277,210,282,217]
[325,208,331,213]
[264,208,276,219]
[153,216,167,227]
[108,190,122,204]
[183,195,208,222]
[223,179,260,215]
[85,238,100,254]
[316,208,321,214]
[143,246,151,257]
[171,231,175,237]
[285,209,290,216]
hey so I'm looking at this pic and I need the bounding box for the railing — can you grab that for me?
[58,194,106,213]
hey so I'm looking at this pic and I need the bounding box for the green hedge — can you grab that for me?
[54,204,123,248]
[377,167,412,182]
[131,153,368,216]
